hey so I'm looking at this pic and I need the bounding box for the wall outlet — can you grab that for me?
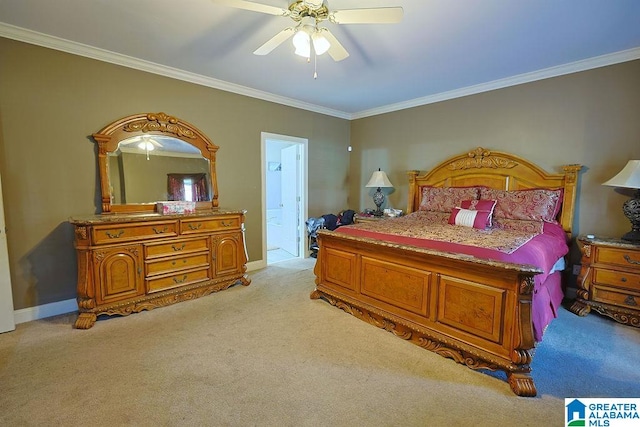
[572,264,581,275]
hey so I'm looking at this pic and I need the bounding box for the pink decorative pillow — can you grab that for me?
[479,188,563,223]
[448,199,497,229]
[419,186,480,213]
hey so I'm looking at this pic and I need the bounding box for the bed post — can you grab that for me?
[407,170,419,214]
[560,164,582,238]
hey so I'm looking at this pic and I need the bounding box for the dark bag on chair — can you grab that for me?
[338,209,356,226]
[321,214,339,231]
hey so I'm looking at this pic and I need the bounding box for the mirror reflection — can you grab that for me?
[108,135,212,204]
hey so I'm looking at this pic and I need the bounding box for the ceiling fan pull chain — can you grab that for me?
[314,51,318,79]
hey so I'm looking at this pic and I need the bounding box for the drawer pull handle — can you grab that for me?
[172,244,186,251]
[105,230,124,239]
[624,295,637,307]
[623,255,640,265]
[173,275,188,284]
[621,277,627,283]
[153,226,168,234]
[188,223,202,230]
[221,221,233,227]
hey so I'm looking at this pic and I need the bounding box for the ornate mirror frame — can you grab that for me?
[92,112,219,214]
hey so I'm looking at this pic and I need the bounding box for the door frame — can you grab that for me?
[261,132,308,263]
[0,170,15,333]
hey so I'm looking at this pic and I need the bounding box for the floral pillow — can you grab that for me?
[480,188,563,223]
[419,186,480,213]
[492,218,544,234]
[448,199,497,229]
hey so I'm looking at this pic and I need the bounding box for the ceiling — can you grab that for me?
[1,0,640,119]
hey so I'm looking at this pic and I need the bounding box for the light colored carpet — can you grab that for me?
[0,258,638,426]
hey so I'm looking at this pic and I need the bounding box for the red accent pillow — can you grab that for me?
[480,188,563,223]
[419,186,480,213]
[448,199,497,229]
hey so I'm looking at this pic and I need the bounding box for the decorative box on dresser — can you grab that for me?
[70,210,249,329]
[570,235,640,327]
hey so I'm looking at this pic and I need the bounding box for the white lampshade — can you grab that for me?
[366,170,393,188]
[311,32,330,55]
[602,160,640,189]
[293,30,311,58]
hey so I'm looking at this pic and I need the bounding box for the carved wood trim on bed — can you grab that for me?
[311,147,582,397]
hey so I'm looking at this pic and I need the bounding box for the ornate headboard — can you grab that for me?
[407,147,582,237]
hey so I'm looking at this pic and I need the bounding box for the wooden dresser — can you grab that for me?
[70,210,249,329]
[570,236,640,327]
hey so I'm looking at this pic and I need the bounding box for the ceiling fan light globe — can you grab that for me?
[138,142,155,151]
[293,30,311,57]
[294,45,311,58]
[312,33,330,55]
[292,30,310,48]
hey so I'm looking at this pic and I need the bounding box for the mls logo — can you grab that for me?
[566,398,640,427]
[566,399,586,426]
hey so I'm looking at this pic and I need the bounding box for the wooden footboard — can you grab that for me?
[311,231,542,397]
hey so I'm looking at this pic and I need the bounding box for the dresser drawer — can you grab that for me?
[92,221,178,245]
[592,283,640,310]
[146,267,210,293]
[180,216,240,235]
[145,251,210,277]
[592,268,640,290]
[593,246,640,270]
[144,237,209,259]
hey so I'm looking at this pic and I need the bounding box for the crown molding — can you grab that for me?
[2,23,639,121]
[352,47,640,119]
[0,23,351,120]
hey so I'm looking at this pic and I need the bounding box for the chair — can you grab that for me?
[306,217,325,258]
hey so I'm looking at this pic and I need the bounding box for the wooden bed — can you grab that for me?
[311,147,581,396]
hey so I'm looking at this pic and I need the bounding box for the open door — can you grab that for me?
[262,132,307,264]
[0,171,15,333]
[280,144,300,257]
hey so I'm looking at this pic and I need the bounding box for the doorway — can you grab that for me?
[262,133,307,265]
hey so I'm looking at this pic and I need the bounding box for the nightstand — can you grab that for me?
[354,214,389,223]
[570,235,640,327]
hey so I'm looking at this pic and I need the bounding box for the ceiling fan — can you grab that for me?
[213,0,403,62]
[122,135,163,151]
[120,135,163,159]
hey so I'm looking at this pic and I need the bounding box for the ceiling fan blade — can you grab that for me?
[320,29,349,62]
[253,28,295,55]
[212,0,289,16]
[331,7,403,24]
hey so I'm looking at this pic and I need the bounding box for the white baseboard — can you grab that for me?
[13,260,268,324]
[13,298,78,325]
[247,259,267,271]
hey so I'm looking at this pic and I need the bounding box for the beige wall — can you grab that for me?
[351,60,640,253]
[0,38,350,310]
[1,36,639,311]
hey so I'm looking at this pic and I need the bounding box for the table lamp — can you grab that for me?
[365,169,394,217]
[602,160,640,242]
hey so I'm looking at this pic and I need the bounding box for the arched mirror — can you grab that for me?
[93,112,219,213]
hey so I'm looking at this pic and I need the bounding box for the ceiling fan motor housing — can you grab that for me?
[289,0,329,22]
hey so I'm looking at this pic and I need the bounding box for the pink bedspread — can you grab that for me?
[336,213,569,341]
